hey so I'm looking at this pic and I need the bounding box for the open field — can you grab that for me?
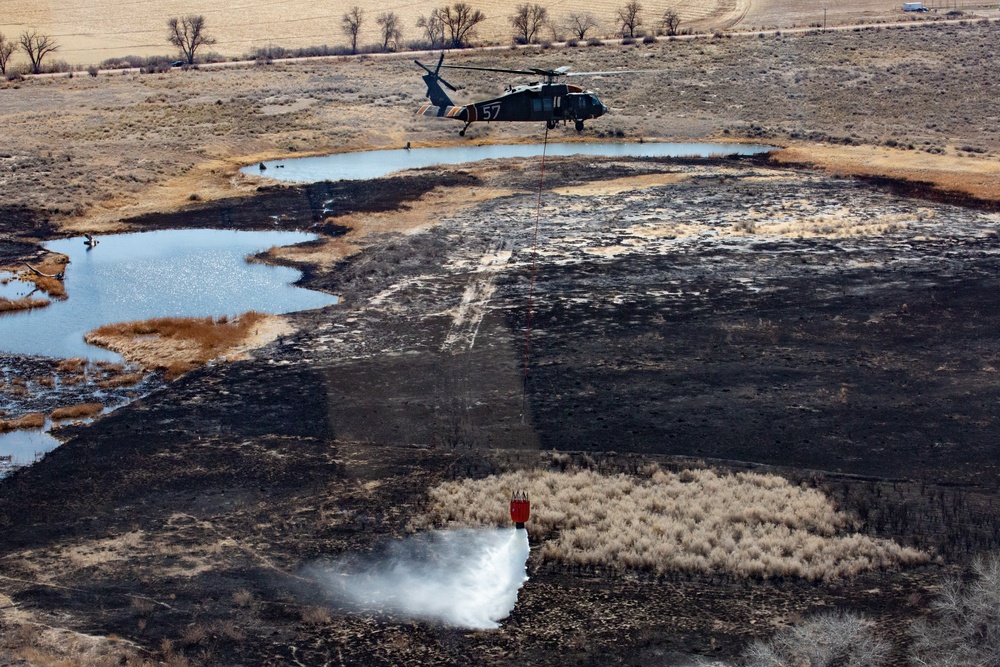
[1,21,999,239]
[3,20,1000,667]
[5,0,988,67]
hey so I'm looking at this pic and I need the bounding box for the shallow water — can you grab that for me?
[244,142,775,184]
[0,428,60,468]
[0,272,36,300]
[0,229,337,361]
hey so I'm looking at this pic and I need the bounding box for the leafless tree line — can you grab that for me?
[338,1,683,53]
[508,3,682,45]
[0,30,59,75]
[340,2,486,53]
[2,2,686,76]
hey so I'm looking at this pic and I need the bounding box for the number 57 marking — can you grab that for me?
[482,103,501,120]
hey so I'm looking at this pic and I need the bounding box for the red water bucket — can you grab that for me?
[510,490,530,528]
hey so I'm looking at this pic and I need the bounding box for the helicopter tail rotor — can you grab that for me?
[415,53,458,106]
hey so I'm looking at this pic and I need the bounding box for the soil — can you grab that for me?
[3,153,1000,664]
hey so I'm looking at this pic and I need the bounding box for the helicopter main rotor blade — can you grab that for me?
[563,69,662,76]
[439,64,540,76]
[441,64,661,78]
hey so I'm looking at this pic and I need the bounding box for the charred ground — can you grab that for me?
[2,155,1000,664]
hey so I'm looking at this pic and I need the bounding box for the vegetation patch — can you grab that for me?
[18,254,69,298]
[417,467,928,580]
[49,402,104,421]
[0,296,49,313]
[0,412,45,432]
[84,311,288,379]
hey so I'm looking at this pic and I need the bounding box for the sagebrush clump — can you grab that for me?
[417,467,928,580]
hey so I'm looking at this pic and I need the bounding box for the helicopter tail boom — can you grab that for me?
[416,103,469,121]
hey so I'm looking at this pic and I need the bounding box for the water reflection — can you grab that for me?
[244,142,775,183]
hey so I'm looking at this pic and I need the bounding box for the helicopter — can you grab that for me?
[415,53,626,136]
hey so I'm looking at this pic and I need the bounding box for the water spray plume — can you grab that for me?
[309,528,529,630]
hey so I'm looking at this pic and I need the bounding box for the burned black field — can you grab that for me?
[2,155,1000,664]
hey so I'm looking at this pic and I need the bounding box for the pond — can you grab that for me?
[243,142,775,183]
[0,229,337,362]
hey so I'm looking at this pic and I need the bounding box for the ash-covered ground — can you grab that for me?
[2,156,1000,664]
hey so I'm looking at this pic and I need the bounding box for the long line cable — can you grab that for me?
[521,126,549,420]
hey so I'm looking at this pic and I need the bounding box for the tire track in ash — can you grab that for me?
[440,242,513,353]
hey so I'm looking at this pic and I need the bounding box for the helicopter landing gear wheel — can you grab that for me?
[575,120,585,133]
[459,121,471,137]
[546,119,557,130]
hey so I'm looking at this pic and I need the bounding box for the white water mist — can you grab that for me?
[311,528,530,629]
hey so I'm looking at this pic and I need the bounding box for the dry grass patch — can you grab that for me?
[0,296,50,314]
[0,413,46,433]
[18,255,70,299]
[57,358,88,372]
[417,467,928,581]
[96,372,146,389]
[300,605,332,625]
[49,403,104,421]
[774,144,1000,204]
[553,173,690,197]
[0,593,151,667]
[262,181,518,270]
[84,311,290,379]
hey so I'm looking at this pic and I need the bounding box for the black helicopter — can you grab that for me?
[415,53,623,135]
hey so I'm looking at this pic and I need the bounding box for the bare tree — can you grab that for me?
[441,3,486,49]
[167,16,215,65]
[0,32,15,75]
[910,554,1000,666]
[341,6,364,54]
[376,12,402,51]
[566,13,599,40]
[18,30,58,74]
[616,0,644,38]
[744,611,891,667]
[510,3,548,44]
[416,9,445,47]
[658,9,681,36]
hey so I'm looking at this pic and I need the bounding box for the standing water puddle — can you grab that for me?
[0,229,337,361]
[244,142,775,183]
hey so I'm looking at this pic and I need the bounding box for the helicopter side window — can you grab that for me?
[532,99,542,113]
[543,98,553,112]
